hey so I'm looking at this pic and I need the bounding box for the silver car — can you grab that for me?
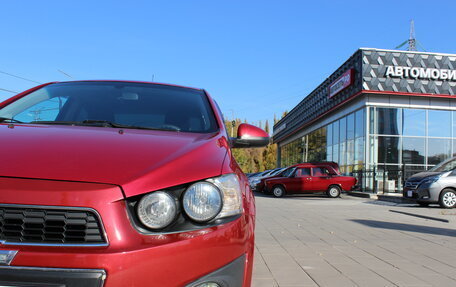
[404,157,456,208]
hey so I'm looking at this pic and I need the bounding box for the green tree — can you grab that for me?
[225,118,278,173]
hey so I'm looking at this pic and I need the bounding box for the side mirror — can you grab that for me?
[230,123,270,148]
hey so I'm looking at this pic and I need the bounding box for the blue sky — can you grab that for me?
[1,0,455,129]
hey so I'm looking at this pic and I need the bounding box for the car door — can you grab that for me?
[278,167,299,193]
[293,167,312,193]
[309,166,332,191]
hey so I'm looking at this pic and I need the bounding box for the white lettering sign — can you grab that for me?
[385,66,456,81]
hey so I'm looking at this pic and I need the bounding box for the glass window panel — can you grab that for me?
[377,136,400,164]
[327,145,333,162]
[402,137,425,165]
[339,117,347,142]
[347,139,355,166]
[428,138,451,165]
[355,109,365,138]
[320,127,327,148]
[403,108,425,136]
[369,107,375,135]
[340,141,346,166]
[453,140,456,157]
[327,124,333,146]
[333,121,340,144]
[333,144,339,164]
[377,108,401,135]
[453,111,456,138]
[428,110,450,138]
[347,113,355,140]
[354,137,364,164]
[404,165,426,181]
[378,165,401,193]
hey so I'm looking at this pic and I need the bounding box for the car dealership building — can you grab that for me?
[273,48,456,193]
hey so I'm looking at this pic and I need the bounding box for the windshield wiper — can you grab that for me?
[0,117,23,123]
[30,121,82,125]
[81,120,180,131]
[30,119,180,132]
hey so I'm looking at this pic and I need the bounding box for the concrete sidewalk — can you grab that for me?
[251,194,456,287]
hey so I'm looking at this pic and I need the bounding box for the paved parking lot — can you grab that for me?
[252,193,456,287]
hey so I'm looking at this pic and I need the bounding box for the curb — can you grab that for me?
[346,191,416,204]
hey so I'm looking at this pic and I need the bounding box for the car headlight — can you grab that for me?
[133,174,243,233]
[183,174,243,223]
[183,182,223,222]
[209,173,243,219]
[137,191,178,229]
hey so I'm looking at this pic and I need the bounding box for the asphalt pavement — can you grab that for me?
[252,193,456,287]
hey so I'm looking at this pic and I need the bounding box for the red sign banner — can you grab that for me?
[328,69,354,98]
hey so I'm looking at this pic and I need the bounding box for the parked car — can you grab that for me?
[246,172,261,178]
[249,168,284,191]
[252,168,286,192]
[0,81,269,287]
[403,157,456,208]
[263,162,357,198]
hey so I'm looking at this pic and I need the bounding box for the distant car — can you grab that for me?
[248,170,272,189]
[404,157,456,208]
[246,172,261,178]
[249,168,283,191]
[263,162,357,198]
[253,168,287,192]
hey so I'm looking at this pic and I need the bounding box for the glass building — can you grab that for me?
[273,48,456,193]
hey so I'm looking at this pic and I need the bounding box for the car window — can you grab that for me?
[0,82,219,133]
[14,95,69,122]
[312,167,330,177]
[281,168,295,177]
[429,156,456,172]
[295,168,311,177]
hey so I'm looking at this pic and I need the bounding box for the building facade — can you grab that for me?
[273,48,456,193]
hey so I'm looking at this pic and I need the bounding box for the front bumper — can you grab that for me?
[403,183,441,203]
[0,255,246,287]
[0,177,255,287]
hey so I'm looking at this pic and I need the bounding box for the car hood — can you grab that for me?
[406,171,442,182]
[0,124,229,197]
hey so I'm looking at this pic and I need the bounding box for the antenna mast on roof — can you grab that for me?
[395,20,426,51]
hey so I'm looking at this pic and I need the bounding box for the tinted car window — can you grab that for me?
[296,168,311,177]
[281,168,296,177]
[0,82,218,133]
[312,167,330,177]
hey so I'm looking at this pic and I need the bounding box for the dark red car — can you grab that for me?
[0,81,269,287]
[263,162,357,198]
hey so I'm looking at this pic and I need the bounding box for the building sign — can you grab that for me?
[273,123,286,135]
[385,66,456,81]
[328,69,354,98]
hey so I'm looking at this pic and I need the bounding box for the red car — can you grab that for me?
[263,162,357,198]
[0,81,269,287]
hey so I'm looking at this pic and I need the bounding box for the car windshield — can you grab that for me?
[428,156,456,172]
[0,82,219,133]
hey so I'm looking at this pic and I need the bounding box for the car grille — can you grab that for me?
[0,205,107,246]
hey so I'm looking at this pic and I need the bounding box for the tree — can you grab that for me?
[224,118,277,173]
[264,120,270,134]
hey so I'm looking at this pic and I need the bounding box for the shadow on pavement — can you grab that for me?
[350,219,456,237]
[253,191,330,199]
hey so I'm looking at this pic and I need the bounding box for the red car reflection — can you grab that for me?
[0,81,269,287]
